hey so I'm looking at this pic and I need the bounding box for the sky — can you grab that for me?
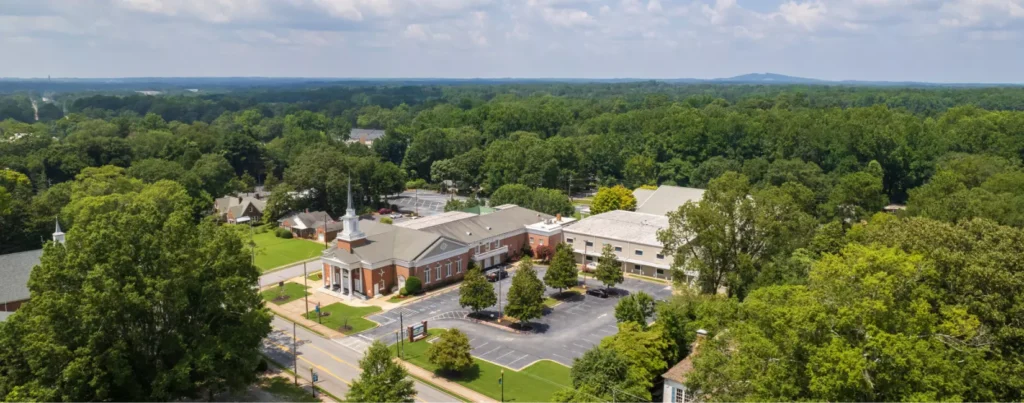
[1,0,1023,83]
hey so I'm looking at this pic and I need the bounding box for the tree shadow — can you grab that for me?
[434,362,482,383]
[550,290,584,302]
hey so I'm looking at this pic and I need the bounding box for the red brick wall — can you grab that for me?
[322,263,330,287]
[362,265,399,297]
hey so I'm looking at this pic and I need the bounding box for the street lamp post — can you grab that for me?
[500,369,505,402]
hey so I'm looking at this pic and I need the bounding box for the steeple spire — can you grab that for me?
[346,174,354,214]
[337,173,365,247]
[53,217,65,245]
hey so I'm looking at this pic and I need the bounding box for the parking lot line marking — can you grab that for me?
[572,343,589,349]
[482,346,502,356]
[495,351,515,360]
[473,342,490,351]
[552,353,570,361]
[507,355,529,366]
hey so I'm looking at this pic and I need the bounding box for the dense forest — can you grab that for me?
[2,82,1024,400]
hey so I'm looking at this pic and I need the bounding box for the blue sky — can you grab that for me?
[1,0,1022,82]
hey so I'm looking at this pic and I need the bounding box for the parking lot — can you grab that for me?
[349,266,673,369]
[388,190,466,217]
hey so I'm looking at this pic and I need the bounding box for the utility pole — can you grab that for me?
[292,321,298,385]
[497,264,504,322]
[567,172,572,202]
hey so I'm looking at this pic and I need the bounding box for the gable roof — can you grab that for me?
[349,129,386,142]
[414,206,550,244]
[635,185,705,216]
[282,211,332,228]
[325,219,458,264]
[0,249,41,304]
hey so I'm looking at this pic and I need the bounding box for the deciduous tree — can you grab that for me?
[594,244,623,289]
[543,243,578,293]
[614,291,655,329]
[504,259,545,326]
[346,341,416,403]
[590,185,637,214]
[427,329,474,374]
[459,265,496,313]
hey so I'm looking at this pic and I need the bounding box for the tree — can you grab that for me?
[459,265,497,313]
[823,171,888,224]
[186,153,237,197]
[658,172,816,300]
[489,184,573,216]
[614,291,655,329]
[533,244,554,263]
[504,259,545,326]
[554,346,646,403]
[427,329,474,373]
[127,158,186,183]
[594,244,623,289]
[543,243,578,293]
[598,322,671,401]
[590,185,637,214]
[0,181,271,401]
[623,154,656,189]
[346,341,416,403]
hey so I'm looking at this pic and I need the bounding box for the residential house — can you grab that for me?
[662,329,707,403]
[214,192,268,224]
[346,128,386,146]
[280,210,333,239]
[0,221,65,318]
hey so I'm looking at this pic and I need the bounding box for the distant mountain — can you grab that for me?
[713,73,826,84]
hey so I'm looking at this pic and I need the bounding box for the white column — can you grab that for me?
[347,268,354,301]
[328,266,333,288]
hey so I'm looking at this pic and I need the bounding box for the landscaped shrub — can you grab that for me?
[380,217,394,224]
[405,276,422,295]
[534,245,554,263]
[400,287,409,297]
[273,228,292,238]
[256,358,269,373]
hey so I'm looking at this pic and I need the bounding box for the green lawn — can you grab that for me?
[387,295,407,303]
[259,376,319,402]
[261,282,310,305]
[244,231,325,272]
[543,297,560,308]
[392,329,572,402]
[303,302,382,335]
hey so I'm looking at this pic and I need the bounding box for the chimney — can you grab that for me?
[556,213,562,222]
[305,208,309,213]
[237,196,243,203]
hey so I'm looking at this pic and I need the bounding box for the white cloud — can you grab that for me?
[778,1,827,30]
[539,7,594,27]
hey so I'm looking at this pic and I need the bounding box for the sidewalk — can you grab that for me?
[396,358,497,403]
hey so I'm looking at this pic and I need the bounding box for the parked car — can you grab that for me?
[390,213,401,219]
[586,288,609,298]
[485,269,509,282]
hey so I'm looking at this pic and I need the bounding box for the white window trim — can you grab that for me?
[456,259,462,273]
[446,262,452,277]
[435,264,441,281]
[425,268,431,283]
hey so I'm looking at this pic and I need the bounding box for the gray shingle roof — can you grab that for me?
[282,211,332,228]
[349,129,386,142]
[414,206,549,244]
[326,219,457,264]
[0,249,41,304]
[635,185,705,216]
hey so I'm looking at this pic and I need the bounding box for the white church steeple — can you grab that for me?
[53,217,65,245]
[337,175,365,243]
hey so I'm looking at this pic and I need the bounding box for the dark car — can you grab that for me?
[586,288,609,298]
[485,269,509,282]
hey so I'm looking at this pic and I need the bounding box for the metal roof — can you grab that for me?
[396,211,477,230]
[635,185,705,216]
[0,249,41,304]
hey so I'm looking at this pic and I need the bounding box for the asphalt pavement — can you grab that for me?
[357,266,674,369]
[261,316,458,402]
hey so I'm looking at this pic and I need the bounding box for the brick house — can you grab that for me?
[1,221,64,318]
[279,210,333,239]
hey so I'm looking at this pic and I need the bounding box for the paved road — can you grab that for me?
[260,260,319,288]
[261,316,458,402]
[355,266,673,370]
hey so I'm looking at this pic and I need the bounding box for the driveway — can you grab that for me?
[352,267,673,369]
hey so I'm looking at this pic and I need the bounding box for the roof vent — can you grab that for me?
[466,232,472,236]
[486,226,492,230]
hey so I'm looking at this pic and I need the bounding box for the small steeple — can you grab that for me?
[53,217,65,245]
[337,174,365,246]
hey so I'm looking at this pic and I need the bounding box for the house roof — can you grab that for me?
[635,185,705,216]
[0,249,41,305]
[563,210,668,246]
[215,193,269,215]
[414,206,550,244]
[663,336,706,384]
[282,211,332,229]
[349,129,386,142]
[226,198,267,218]
[325,219,456,264]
